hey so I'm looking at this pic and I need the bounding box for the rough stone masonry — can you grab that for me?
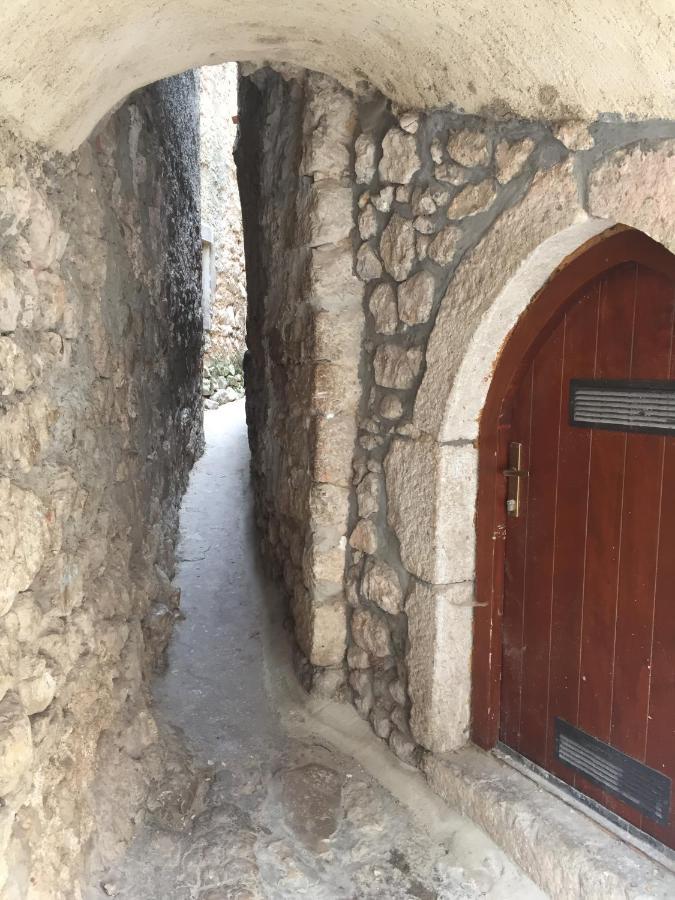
[2,54,675,899]
[238,64,675,782]
[0,74,203,897]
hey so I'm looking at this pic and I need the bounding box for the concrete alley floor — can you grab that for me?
[101,401,546,900]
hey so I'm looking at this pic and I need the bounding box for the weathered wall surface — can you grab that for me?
[1,1,674,151]
[0,74,202,898]
[344,106,675,766]
[199,63,247,367]
[234,64,675,772]
[237,68,363,682]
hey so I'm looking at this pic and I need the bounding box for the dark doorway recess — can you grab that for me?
[472,225,675,849]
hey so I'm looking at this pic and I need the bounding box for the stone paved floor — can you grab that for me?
[96,401,546,900]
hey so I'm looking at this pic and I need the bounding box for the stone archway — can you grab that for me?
[1,2,674,150]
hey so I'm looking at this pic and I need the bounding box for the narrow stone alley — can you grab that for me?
[92,402,544,900]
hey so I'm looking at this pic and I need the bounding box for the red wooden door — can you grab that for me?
[500,255,675,848]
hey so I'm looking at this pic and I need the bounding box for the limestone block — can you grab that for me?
[406,580,473,751]
[349,668,374,706]
[301,76,356,180]
[356,472,380,518]
[0,268,21,333]
[371,706,393,739]
[427,225,461,266]
[398,112,420,135]
[356,243,382,281]
[379,394,403,420]
[415,159,586,441]
[389,728,420,765]
[351,608,391,657]
[33,271,66,331]
[397,271,435,325]
[303,179,353,246]
[355,133,378,183]
[295,597,347,667]
[311,361,360,414]
[369,283,398,335]
[0,169,31,240]
[349,519,378,554]
[358,204,378,241]
[28,189,68,270]
[435,162,467,186]
[0,691,33,798]
[413,216,436,235]
[395,185,412,203]
[309,241,363,312]
[347,644,370,670]
[311,307,363,362]
[495,138,535,184]
[588,140,675,253]
[0,480,49,616]
[373,344,423,390]
[416,233,432,261]
[553,120,594,151]
[308,482,351,532]
[305,542,348,595]
[312,414,357,487]
[378,128,420,184]
[389,678,407,706]
[447,179,496,219]
[311,666,346,698]
[411,188,436,215]
[384,437,477,583]
[447,129,490,167]
[372,186,394,212]
[0,338,38,395]
[361,558,403,615]
[18,667,56,715]
[3,592,42,644]
[380,214,416,281]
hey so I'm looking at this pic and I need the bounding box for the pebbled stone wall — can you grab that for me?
[235,67,675,771]
[237,68,363,680]
[343,101,675,764]
[0,73,202,897]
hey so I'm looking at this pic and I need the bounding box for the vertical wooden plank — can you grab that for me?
[610,268,673,743]
[544,286,598,778]
[517,324,565,766]
[500,371,533,750]
[574,264,636,808]
[642,273,675,848]
[593,266,672,828]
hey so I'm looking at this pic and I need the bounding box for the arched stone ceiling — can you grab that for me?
[1,0,674,151]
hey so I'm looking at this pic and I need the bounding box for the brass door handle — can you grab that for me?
[503,442,527,517]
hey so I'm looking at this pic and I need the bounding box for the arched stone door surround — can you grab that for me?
[394,143,675,754]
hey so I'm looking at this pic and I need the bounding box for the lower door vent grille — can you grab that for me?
[555,718,671,825]
[569,379,675,435]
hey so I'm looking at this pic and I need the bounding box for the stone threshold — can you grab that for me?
[422,745,675,899]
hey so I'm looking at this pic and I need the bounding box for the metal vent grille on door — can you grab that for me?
[570,379,675,435]
[555,718,671,825]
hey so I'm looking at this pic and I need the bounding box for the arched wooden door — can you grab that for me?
[472,228,675,850]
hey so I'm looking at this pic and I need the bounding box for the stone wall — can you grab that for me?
[0,73,202,897]
[237,68,363,680]
[235,66,675,769]
[199,63,247,366]
[340,101,675,763]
